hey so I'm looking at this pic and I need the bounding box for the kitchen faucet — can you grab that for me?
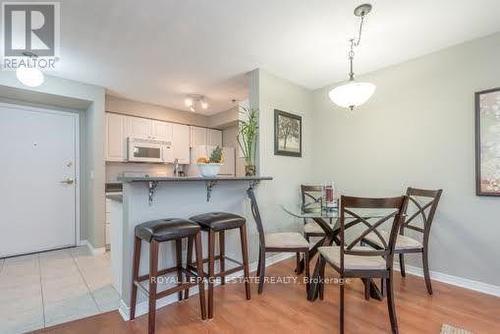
[173,158,181,177]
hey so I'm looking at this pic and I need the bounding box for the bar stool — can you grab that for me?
[130,218,206,334]
[185,212,250,319]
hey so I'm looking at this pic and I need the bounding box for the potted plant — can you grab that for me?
[197,145,223,177]
[238,107,258,176]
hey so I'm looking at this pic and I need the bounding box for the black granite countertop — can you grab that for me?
[117,176,273,183]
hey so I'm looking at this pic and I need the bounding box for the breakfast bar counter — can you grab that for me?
[111,175,272,320]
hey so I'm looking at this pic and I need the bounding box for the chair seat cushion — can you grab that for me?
[265,232,309,249]
[364,230,423,250]
[135,219,200,242]
[189,212,246,231]
[304,222,329,234]
[318,246,387,270]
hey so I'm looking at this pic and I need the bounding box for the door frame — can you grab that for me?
[0,101,81,247]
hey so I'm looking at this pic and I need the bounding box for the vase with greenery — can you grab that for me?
[237,107,258,176]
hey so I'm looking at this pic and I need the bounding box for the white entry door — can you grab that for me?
[0,103,78,257]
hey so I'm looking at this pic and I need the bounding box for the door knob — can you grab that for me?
[60,178,75,185]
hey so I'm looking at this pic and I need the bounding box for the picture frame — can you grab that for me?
[475,87,500,196]
[274,109,302,157]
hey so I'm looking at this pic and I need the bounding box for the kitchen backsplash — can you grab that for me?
[106,162,175,182]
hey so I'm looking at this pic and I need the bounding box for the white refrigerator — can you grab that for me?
[188,145,236,177]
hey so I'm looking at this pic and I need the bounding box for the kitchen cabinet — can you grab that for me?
[190,126,222,147]
[171,123,190,164]
[207,129,223,146]
[106,113,218,164]
[105,113,126,161]
[190,126,207,147]
[152,120,173,141]
[126,116,152,139]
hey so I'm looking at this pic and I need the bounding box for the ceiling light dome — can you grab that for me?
[16,66,45,87]
[329,81,375,110]
[330,4,375,110]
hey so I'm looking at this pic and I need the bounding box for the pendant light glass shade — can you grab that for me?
[16,67,45,87]
[328,81,375,110]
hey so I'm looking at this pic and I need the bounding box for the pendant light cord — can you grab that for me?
[348,14,366,81]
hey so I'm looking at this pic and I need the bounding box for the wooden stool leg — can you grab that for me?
[239,225,251,300]
[130,236,141,320]
[176,239,183,301]
[219,230,226,285]
[194,232,207,320]
[184,236,194,299]
[208,229,216,318]
[148,240,159,334]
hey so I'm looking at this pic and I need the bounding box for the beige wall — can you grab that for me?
[248,69,315,247]
[312,32,500,286]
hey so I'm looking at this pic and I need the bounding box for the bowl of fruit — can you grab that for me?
[197,146,224,177]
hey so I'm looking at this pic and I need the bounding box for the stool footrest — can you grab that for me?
[137,266,202,282]
[134,279,200,299]
[186,263,245,278]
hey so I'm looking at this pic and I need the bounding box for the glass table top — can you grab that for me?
[281,205,396,220]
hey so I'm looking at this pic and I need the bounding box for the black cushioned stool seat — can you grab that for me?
[130,218,206,334]
[189,212,246,231]
[185,212,250,319]
[135,218,200,242]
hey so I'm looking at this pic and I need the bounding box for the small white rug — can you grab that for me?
[441,324,473,334]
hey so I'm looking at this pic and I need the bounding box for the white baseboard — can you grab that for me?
[395,263,500,297]
[79,240,106,256]
[118,252,294,321]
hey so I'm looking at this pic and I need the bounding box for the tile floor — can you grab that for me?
[0,247,120,334]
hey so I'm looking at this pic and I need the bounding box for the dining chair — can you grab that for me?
[364,187,442,295]
[247,188,310,295]
[315,195,408,334]
[301,185,333,241]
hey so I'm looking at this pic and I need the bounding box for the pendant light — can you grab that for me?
[329,4,375,110]
[15,52,45,88]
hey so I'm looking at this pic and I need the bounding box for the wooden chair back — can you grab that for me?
[339,195,408,272]
[402,187,442,245]
[300,185,323,210]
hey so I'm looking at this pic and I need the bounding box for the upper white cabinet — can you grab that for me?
[152,120,172,142]
[126,116,152,139]
[171,123,190,164]
[190,126,222,147]
[105,113,221,164]
[105,113,126,161]
[207,129,223,146]
[190,126,207,147]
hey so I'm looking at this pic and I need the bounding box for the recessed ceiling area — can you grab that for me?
[51,0,500,114]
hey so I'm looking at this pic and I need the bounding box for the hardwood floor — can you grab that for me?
[35,258,500,334]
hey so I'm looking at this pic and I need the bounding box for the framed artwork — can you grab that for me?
[475,87,500,196]
[274,109,302,157]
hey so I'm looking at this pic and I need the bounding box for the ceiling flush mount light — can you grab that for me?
[16,52,45,88]
[329,3,375,110]
[184,94,208,112]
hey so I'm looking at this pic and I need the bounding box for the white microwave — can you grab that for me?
[127,137,171,163]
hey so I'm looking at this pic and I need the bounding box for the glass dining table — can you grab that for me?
[282,205,386,301]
